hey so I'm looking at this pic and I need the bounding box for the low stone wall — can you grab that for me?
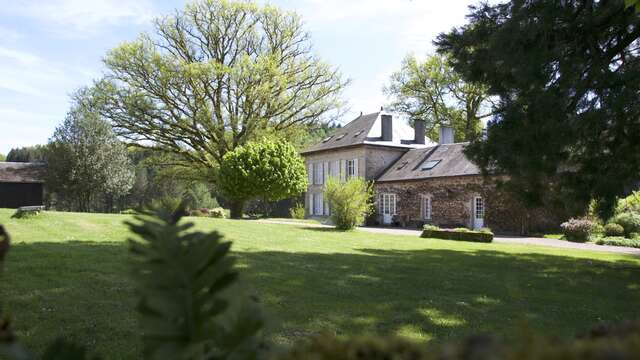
[374,175,565,235]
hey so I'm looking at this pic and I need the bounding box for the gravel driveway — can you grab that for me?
[256,220,640,256]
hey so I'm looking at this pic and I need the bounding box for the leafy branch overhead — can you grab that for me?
[95,0,349,168]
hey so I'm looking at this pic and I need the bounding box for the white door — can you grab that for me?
[473,196,484,229]
[381,194,396,225]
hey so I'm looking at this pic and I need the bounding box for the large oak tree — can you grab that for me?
[96,0,347,170]
[384,54,493,142]
[436,0,640,217]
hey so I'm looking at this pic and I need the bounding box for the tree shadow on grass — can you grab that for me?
[3,241,640,357]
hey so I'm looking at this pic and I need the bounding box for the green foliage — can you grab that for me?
[120,209,140,215]
[611,212,640,237]
[421,226,493,243]
[384,53,491,142]
[437,1,640,215]
[10,208,43,219]
[604,223,625,237]
[97,0,347,170]
[626,0,640,11]
[596,237,640,249]
[47,88,134,212]
[560,218,594,243]
[0,153,5,161]
[615,191,640,216]
[279,321,640,360]
[323,177,374,230]
[289,203,305,219]
[126,206,263,359]
[5,145,48,163]
[479,227,493,234]
[184,183,218,211]
[218,139,308,218]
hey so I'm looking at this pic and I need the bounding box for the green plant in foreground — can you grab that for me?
[126,208,264,359]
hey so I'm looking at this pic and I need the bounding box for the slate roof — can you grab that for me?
[301,112,432,154]
[376,143,481,182]
[0,162,47,183]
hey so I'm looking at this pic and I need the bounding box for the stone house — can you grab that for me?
[301,111,561,234]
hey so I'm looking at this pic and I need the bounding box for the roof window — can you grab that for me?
[354,129,365,137]
[396,161,409,170]
[421,159,441,170]
[322,135,333,143]
[335,133,346,140]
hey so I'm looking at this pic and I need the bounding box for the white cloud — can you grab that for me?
[2,0,156,37]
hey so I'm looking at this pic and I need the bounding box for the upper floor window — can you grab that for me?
[314,162,324,185]
[346,159,356,178]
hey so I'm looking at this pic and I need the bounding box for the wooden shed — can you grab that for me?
[0,162,46,208]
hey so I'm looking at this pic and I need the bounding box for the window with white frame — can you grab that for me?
[474,197,484,219]
[422,195,432,220]
[314,162,324,185]
[346,159,356,178]
[380,193,396,215]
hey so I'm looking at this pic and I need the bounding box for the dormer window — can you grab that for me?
[421,159,440,170]
[322,136,333,143]
[335,133,346,140]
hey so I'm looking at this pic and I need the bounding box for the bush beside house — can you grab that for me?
[421,225,494,243]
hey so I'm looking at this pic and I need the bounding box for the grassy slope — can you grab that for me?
[1,209,639,358]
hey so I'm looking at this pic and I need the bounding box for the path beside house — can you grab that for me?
[256,219,640,256]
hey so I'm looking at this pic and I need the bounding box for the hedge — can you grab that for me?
[421,227,493,243]
[596,236,640,249]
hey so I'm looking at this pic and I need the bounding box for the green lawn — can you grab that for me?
[1,209,640,358]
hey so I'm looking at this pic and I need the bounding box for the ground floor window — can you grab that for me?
[422,195,432,220]
[313,193,324,216]
[474,197,484,219]
[380,193,396,215]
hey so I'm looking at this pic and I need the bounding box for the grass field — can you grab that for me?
[1,209,640,358]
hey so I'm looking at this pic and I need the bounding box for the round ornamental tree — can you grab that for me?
[218,140,307,218]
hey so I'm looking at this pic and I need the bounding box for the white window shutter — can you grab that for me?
[353,158,359,177]
[333,160,339,178]
[323,162,329,184]
[307,163,313,184]
[340,160,346,182]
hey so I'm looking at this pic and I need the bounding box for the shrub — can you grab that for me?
[611,212,640,237]
[479,227,493,234]
[421,226,493,243]
[120,208,139,215]
[289,203,305,219]
[631,232,640,240]
[560,218,594,242]
[324,177,374,230]
[189,209,207,217]
[604,223,625,237]
[209,207,226,219]
[184,182,218,210]
[615,191,640,215]
[452,227,471,232]
[596,237,640,249]
[423,224,440,231]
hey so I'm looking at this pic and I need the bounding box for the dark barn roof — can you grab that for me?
[0,162,47,183]
[376,143,480,182]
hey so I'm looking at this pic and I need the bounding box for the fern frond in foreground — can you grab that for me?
[126,208,263,360]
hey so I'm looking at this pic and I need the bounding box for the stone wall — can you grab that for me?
[374,175,565,234]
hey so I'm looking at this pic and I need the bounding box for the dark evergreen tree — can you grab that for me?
[436,0,640,218]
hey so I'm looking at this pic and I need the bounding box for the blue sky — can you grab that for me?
[0,0,483,155]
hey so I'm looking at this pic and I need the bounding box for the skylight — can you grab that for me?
[322,135,333,143]
[421,159,441,170]
[354,129,365,137]
[396,161,409,170]
[335,133,346,140]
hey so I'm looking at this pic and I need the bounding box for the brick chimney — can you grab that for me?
[438,125,454,145]
[413,120,425,144]
[381,114,393,141]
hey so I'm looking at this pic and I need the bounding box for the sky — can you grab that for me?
[0,0,485,155]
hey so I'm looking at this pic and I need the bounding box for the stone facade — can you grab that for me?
[374,175,564,234]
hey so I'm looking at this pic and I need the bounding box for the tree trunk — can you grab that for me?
[229,200,244,219]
